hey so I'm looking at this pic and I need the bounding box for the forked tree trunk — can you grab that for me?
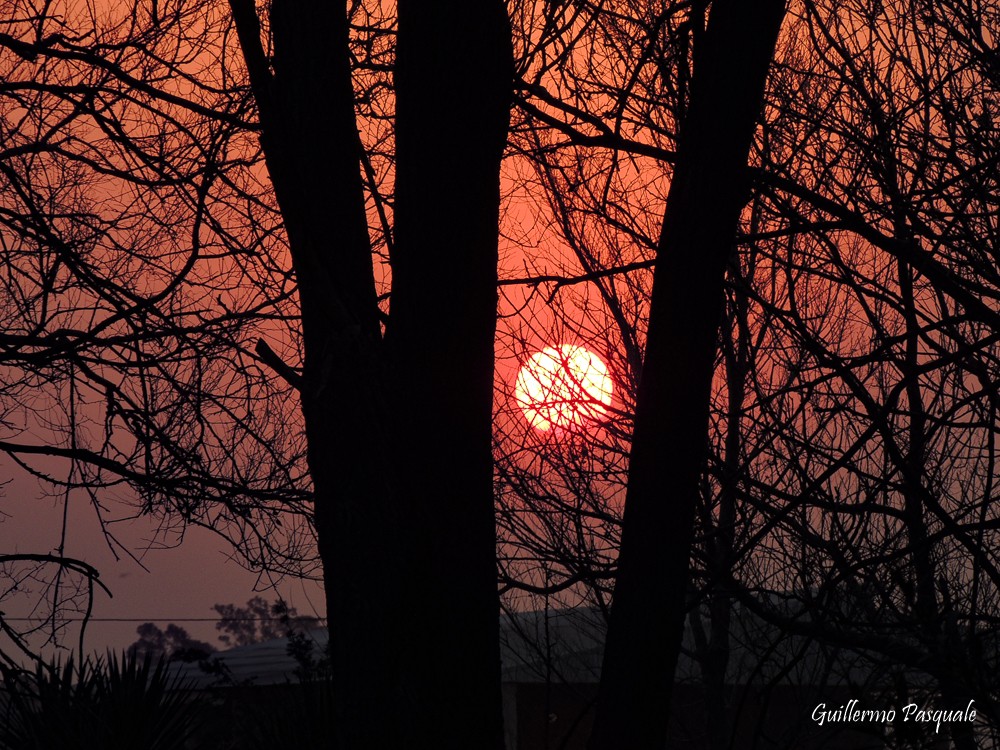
[229,1,512,748]
[588,2,785,748]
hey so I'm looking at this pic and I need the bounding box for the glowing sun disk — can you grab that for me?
[515,345,613,432]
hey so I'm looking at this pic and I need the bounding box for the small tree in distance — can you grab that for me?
[124,596,317,665]
[126,623,216,664]
[213,596,320,648]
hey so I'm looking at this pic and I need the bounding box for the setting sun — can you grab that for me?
[515,345,613,432]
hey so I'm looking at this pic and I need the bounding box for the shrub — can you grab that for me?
[0,651,207,750]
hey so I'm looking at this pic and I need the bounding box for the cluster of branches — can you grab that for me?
[496,0,1000,747]
[3,0,508,748]
[1,0,998,748]
[0,0,316,650]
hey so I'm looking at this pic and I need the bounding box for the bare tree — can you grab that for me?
[1,1,513,747]
[498,0,1000,748]
[4,1,1000,749]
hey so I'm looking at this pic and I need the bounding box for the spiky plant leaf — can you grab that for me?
[0,651,208,750]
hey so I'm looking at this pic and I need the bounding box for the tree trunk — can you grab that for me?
[230,1,512,748]
[388,2,512,748]
[588,2,785,748]
[254,3,400,748]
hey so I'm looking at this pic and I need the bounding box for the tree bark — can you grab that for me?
[588,2,785,748]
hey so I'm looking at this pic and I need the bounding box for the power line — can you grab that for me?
[0,617,327,623]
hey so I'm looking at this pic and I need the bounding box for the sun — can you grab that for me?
[515,344,613,432]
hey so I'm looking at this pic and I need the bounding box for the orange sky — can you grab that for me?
[3,0,992,659]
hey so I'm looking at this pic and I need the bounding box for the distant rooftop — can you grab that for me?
[168,600,897,690]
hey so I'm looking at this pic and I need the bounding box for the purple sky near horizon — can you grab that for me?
[0,459,326,657]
